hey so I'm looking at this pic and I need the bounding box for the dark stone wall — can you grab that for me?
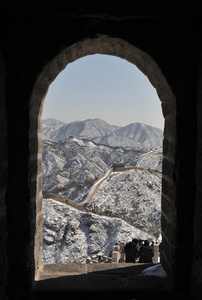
[0,49,7,300]
[192,26,202,299]
[0,2,201,299]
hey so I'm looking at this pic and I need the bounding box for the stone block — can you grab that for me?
[38,136,43,154]
[37,157,42,176]
[153,244,159,263]
[112,251,121,263]
[120,241,126,250]
[36,213,43,233]
[44,263,86,274]
[36,174,43,196]
[37,116,42,132]
[36,194,43,215]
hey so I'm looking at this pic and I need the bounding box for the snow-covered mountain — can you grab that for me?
[136,147,163,172]
[43,118,67,127]
[42,118,163,151]
[42,118,163,264]
[86,169,161,237]
[42,118,117,144]
[42,198,155,264]
[42,137,145,202]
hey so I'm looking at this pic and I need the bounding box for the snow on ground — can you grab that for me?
[42,137,146,202]
[42,198,154,264]
[82,167,113,204]
[86,169,162,237]
[136,146,163,172]
[42,134,163,264]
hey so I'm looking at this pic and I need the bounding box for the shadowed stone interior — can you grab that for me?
[0,2,201,299]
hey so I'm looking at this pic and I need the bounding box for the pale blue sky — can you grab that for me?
[42,54,164,130]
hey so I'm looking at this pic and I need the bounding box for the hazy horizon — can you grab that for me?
[42,116,163,130]
[42,54,164,130]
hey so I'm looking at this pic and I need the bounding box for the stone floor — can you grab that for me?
[35,263,170,300]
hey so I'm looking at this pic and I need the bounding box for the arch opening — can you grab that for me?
[29,35,176,282]
[41,53,163,266]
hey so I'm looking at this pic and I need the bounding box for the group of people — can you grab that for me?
[124,238,154,263]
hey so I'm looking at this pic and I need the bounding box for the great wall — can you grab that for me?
[43,165,161,213]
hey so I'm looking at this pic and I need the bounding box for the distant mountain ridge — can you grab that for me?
[42,118,163,151]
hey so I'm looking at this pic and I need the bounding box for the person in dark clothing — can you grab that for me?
[124,240,139,263]
[139,240,154,263]
[132,238,141,255]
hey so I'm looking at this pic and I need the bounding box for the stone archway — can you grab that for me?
[29,35,176,282]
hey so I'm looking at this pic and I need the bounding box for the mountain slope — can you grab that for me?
[85,168,162,237]
[42,198,155,264]
[42,137,144,202]
[115,123,163,150]
[42,118,163,264]
[42,118,118,143]
[42,118,163,151]
[42,118,67,141]
[136,146,163,171]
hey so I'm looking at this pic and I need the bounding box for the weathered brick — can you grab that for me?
[36,213,43,234]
